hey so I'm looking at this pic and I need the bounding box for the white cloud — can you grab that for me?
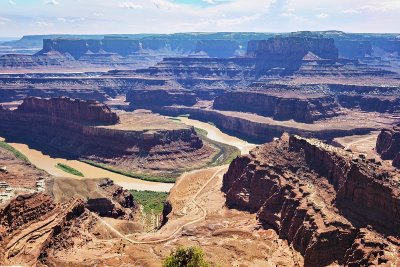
[341,9,359,14]
[153,0,180,10]
[202,0,215,4]
[57,17,85,23]
[8,0,16,5]
[44,0,59,5]
[36,21,53,26]
[119,2,143,9]
[0,17,11,25]
[316,13,328,19]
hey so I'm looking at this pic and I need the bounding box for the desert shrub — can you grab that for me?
[162,246,211,267]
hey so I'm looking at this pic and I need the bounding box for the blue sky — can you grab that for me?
[0,0,399,37]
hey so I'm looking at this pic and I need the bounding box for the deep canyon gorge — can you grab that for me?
[0,31,399,266]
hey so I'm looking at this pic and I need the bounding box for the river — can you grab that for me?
[0,118,256,192]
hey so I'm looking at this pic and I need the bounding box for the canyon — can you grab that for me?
[0,97,217,176]
[223,134,400,266]
[0,30,400,266]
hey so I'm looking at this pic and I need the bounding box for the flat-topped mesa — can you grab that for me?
[0,98,210,173]
[213,91,341,123]
[248,36,339,76]
[376,125,400,168]
[248,36,338,60]
[223,134,400,266]
[17,97,119,125]
[127,89,197,108]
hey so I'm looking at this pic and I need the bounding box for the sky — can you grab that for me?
[0,0,399,37]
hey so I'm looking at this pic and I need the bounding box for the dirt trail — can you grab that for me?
[96,166,227,244]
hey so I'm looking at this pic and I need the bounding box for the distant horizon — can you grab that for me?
[1,0,399,37]
[1,30,399,40]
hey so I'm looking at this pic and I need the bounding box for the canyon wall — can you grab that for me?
[376,126,400,168]
[248,37,339,76]
[18,97,119,124]
[157,106,374,142]
[213,91,341,123]
[0,98,204,171]
[127,89,197,108]
[337,94,400,113]
[222,135,400,266]
[39,37,249,59]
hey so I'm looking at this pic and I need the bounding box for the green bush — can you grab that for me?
[163,246,211,267]
[130,190,168,214]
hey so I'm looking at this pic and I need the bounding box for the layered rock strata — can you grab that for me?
[248,37,338,76]
[0,97,208,172]
[376,125,400,168]
[18,96,119,124]
[213,91,341,123]
[0,193,89,266]
[223,135,400,266]
[157,106,381,142]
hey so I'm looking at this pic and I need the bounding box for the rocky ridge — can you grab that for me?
[223,134,400,266]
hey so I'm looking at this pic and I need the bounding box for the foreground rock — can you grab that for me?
[223,134,400,266]
[376,125,400,168]
[0,193,89,266]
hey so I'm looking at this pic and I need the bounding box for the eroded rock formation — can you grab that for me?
[213,91,341,123]
[223,134,400,266]
[0,193,88,266]
[376,125,400,168]
[86,179,136,219]
[18,96,119,124]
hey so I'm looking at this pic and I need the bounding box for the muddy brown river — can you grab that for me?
[0,118,255,192]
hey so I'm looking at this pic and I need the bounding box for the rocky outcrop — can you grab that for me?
[376,126,400,168]
[0,193,87,266]
[18,97,119,124]
[223,135,400,266]
[213,91,341,123]
[86,179,136,219]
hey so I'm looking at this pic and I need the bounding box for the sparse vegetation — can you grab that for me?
[195,128,240,166]
[130,190,168,214]
[163,246,211,267]
[55,163,84,177]
[0,141,30,163]
[81,160,180,183]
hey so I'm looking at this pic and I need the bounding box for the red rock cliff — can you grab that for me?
[376,125,400,168]
[18,96,119,125]
[213,91,341,123]
[223,135,400,266]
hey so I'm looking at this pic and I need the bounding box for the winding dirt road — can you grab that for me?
[96,166,227,244]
